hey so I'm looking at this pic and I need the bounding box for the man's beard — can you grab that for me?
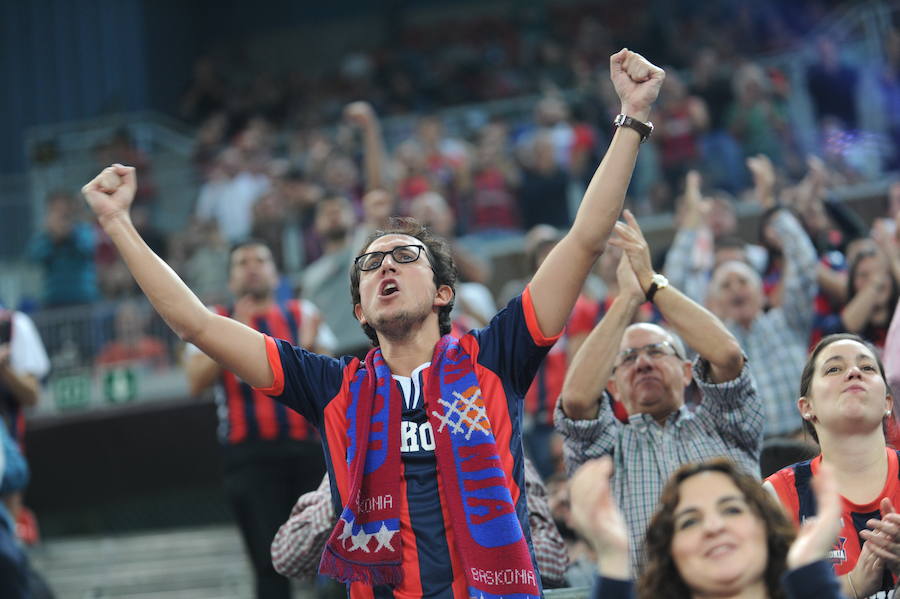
[240,285,272,301]
[371,307,430,342]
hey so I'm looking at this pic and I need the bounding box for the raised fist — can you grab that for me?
[609,49,665,122]
[81,164,137,223]
[344,101,377,129]
[746,154,775,191]
[746,154,776,208]
[680,170,711,229]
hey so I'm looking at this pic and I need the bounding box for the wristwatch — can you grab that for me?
[613,114,654,143]
[645,273,668,302]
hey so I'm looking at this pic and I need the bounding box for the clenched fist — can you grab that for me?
[344,101,377,129]
[609,49,665,122]
[82,164,138,224]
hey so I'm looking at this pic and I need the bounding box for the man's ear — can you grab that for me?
[434,285,454,307]
[607,378,618,398]
[681,360,693,387]
[353,303,366,325]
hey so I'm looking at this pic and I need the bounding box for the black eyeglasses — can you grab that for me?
[354,244,428,271]
[612,341,682,372]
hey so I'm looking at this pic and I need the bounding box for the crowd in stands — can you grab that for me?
[10,1,900,596]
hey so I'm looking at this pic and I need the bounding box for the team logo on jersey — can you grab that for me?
[827,536,847,565]
[800,514,846,565]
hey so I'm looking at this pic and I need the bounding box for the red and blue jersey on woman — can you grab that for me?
[255,289,559,599]
[212,300,314,445]
[767,449,900,597]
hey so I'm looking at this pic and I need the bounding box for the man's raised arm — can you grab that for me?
[610,210,744,382]
[561,254,644,420]
[82,165,274,389]
[529,49,663,337]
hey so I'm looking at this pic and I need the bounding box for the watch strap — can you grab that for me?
[613,114,654,143]
[645,274,668,302]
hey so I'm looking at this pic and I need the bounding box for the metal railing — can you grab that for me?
[29,298,188,415]
[22,111,198,235]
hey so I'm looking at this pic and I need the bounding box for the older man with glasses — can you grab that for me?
[554,210,763,573]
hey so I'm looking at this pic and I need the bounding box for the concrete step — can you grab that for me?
[27,525,297,599]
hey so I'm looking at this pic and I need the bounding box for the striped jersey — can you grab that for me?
[212,299,317,445]
[255,289,559,598]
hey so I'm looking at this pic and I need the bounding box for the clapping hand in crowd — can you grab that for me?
[785,462,842,570]
[678,170,710,231]
[569,456,631,580]
[608,209,656,295]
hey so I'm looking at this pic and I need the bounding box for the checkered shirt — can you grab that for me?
[662,227,714,305]
[726,210,817,437]
[554,360,762,572]
[270,475,335,580]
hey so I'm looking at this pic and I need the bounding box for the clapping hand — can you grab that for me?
[615,251,644,304]
[746,154,776,209]
[786,462,841,570]
[608,210,655,295]
[680,170,710,230]
[569,456,631,580]
[860,498,900,574]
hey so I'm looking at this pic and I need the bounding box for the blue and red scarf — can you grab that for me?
[319,335,541,598]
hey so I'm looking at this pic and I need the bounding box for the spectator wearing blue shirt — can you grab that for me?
[27,192,99,307]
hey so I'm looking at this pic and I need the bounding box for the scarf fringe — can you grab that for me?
[319,548,403,587]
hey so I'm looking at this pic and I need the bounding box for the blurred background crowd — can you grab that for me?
[3,0,900,596]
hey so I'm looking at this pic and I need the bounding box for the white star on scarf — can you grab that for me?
[349,527,371,553]
[337,518,353,546]
[372,522,397,551]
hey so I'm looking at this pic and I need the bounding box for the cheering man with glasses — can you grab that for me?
[555,209,763,572]
[81,48,664,599]
[355,244,429,272]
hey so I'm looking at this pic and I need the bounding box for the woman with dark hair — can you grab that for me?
[837,249,900,350]
[569,456,844,599]
[765,333,900,598]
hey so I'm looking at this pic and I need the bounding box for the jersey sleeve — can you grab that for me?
[468,285,563,397]
[253,335,349,427]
